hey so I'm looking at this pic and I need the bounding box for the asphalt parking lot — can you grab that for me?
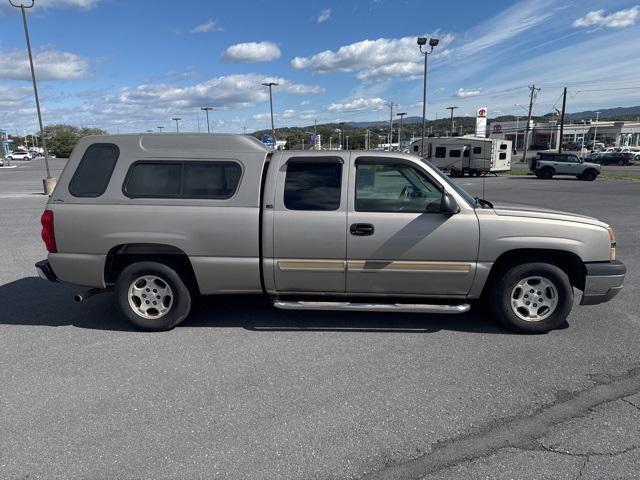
[1,158,639,479]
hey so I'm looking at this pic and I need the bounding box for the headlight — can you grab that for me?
[607,227,616,261]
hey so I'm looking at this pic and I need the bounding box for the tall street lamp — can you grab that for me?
[446,106,458,136]
[396,112,407,151]
[157,126,164,133]
[201,107,213,134]
[417,37,438,157]
[10,0,54,194]
[261,82,278,142]
[172,117,181,133]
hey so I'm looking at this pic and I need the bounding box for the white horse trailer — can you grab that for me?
[410,136,512,176]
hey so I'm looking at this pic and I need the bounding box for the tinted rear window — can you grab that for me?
[182,163,241,198]
[284,160,342,211]
[125,163,182,197]
[69,143,119,197]
[124,161,242,199]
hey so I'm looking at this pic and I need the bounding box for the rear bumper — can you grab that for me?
[580,260,626,306]
[35,260,58,283]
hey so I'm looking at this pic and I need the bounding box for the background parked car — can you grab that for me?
[6,150,32,161]
[590,152,635,165]
[562,142,582,151]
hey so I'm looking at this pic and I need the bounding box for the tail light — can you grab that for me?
[41,210,57,253]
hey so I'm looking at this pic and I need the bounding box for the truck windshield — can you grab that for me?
[423,159,478,208]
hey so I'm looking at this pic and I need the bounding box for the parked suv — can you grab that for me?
[36,135,625,333]
[6,149,32,161]
[530,152,601,181]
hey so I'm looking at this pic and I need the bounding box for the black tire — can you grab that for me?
[539,167,554,179]
[581,169,598,181]
[490,262,573,334]
[115,261,192,331]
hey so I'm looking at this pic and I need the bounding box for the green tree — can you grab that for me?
[44,124,107,158]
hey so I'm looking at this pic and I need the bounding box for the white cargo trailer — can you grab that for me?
[409,136,512,176]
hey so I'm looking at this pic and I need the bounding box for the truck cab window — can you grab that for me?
[284,160,342,211]
[355,161,442,213]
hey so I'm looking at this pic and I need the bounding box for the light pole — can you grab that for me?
[172,117,181,133]
[261,82,278,142]
[396,112,407,151]
[592,111,601,150]
[157,126,164,133]
[201,107,213,134]
[387,102,396,151]
[446,106,458,136]
[418,37,439,157]
[10,0,54,194]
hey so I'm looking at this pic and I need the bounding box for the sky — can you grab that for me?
[1,0,640,134]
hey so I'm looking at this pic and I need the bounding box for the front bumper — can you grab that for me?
[580,260,626,305]
[35,260,58,283]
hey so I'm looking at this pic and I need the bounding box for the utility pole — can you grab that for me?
[201,107,213,133]
[346,136,350,150]
[172,117,181,133]
[396,112,407,151]
[243,126,247,135]
[446,106,458,137]
[521,84,540,164]
[592,111,601,150]
[365,129,370,150]
[10,0,54,193]
[558,87,567,154]
[261,82,278,142]
[388,102,396,151]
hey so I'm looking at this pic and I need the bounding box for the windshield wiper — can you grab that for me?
[474,197,493,209]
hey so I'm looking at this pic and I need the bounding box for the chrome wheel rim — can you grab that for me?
[510,276,559,322]
[128,275,173,319]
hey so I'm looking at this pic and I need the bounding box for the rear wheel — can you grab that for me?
[539,167,554,179]
[581,169,598,181]
[115,261,192,331]
[490,262,573,333]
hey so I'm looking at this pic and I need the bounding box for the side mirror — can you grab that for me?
[439,192,459,214]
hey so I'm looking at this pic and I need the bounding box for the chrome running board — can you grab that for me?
[272,301,470,314]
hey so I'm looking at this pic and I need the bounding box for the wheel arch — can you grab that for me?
[482,248,586,298]
[105,243,200,294]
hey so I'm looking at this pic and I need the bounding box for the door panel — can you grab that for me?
[346,157,479,296]
[272,155,348,293]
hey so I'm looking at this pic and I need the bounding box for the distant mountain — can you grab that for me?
[346,116,423,127]
[563,106,640,121]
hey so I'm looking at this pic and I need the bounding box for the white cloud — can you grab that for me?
[317,8,331,23]
[291,33,454,80]
[455,88,481,98]
[106,74,323,111]
[327,97,387,112]
[190,19,222,33]
[573,6,639,29]
[0,48,89,81]
[222,42,281,63]
[0,86,31,108]
[0,0,102,13]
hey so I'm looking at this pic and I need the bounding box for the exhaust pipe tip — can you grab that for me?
[74,294,84,303]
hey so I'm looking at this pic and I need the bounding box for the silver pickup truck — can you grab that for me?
[36,134,625,333]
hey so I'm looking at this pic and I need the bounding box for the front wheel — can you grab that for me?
[581,169,598,181]
[115,261,192,331]
[490,262,573,333]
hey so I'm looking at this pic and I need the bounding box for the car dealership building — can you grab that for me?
[488,119,640,150]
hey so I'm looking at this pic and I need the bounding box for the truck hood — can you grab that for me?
[491,202,609,228]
